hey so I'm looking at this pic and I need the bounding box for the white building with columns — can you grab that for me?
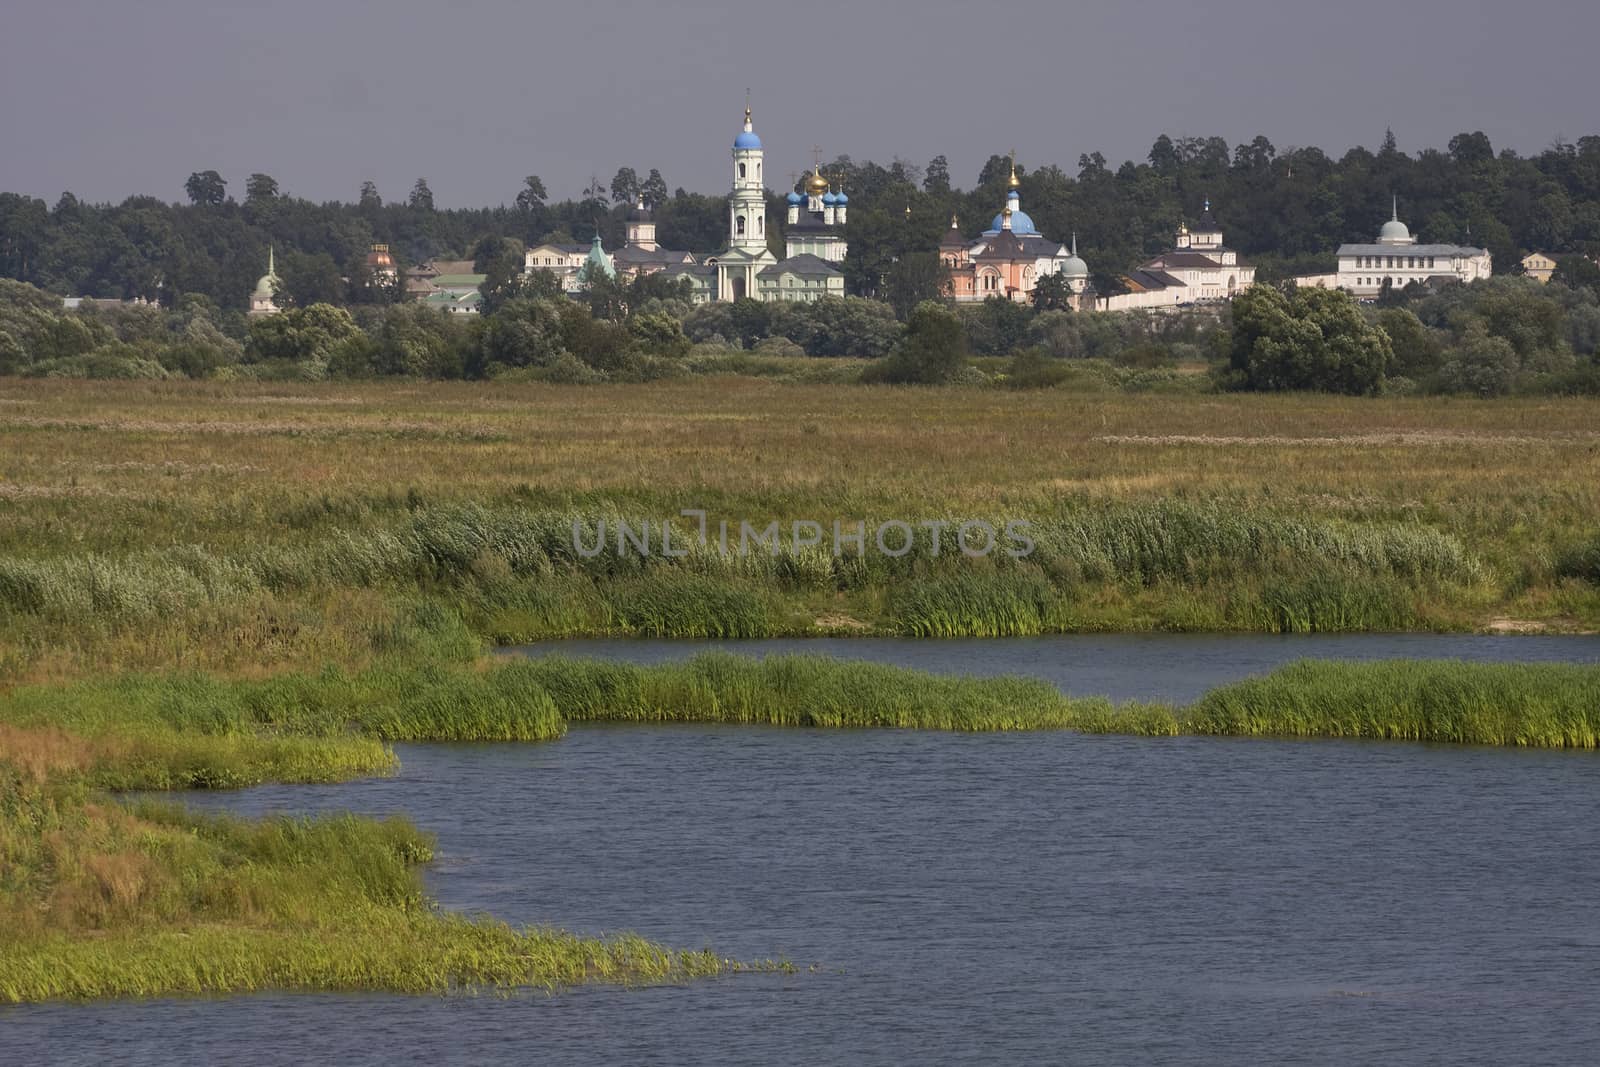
[1330,200,1491,296]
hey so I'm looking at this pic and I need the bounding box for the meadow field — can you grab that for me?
[2,375,1599,1002]
[1,376,1596,680]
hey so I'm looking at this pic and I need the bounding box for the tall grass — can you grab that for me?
[0,499,1489,644]
[891,571,1059,637]
[518,652,1082,730]
[1187,659,1600,747]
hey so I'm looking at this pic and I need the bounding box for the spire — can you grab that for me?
[1071,232,1078,256]
[904,202,912,219]
[1008,150,1020,189]
[950,213,959,229]
[744,88,752,130]
[268,244,275,275]
[1204,197,1211,213]
[1392,194,1399,221]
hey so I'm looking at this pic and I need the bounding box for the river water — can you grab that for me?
[4,635,1599,1066]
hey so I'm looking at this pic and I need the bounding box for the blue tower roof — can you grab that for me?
[786,191,803,205]
[734,130,761,149]
[834,191,848,204]
[822,192,838,205]
[987,209,1038,235]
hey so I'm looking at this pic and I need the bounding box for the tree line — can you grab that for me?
[5,129,1600,308]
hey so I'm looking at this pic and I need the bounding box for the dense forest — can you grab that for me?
[4,130,1600,307]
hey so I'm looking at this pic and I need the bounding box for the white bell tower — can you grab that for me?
[729,103,767,253]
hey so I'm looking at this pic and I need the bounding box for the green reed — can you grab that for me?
[1187,659,1600,747]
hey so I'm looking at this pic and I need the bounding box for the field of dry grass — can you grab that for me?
[3,377,1596,524]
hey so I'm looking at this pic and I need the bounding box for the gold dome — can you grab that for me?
[804,169,829,196]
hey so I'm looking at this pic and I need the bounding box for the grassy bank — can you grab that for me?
[0,758,748,1003]
[4,653,1595,776]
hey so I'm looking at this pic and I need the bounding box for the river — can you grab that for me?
[5,634,1598,1065]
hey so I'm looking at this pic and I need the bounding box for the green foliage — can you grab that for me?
[866,300,968,383]
[1376,306,1443,377]
[1228,284,1393,393]
[1554,533,1600,584]
[884,251,950,320]
[1437,323,1519,396]
[960,296,1034,356]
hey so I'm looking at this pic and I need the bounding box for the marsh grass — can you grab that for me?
[0,764,748,1002]
[1188,659,1600,746]
[518,652,1083,730]
[0,498,1491,659]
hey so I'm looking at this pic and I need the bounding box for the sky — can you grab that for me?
[3,0,1598,208]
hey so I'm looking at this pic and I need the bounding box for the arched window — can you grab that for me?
[737,216,746,235]
[739,163,746,179]
[758,217,764,235]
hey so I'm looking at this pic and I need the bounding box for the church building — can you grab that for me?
[663,105,846,303]
[942,163,1083,305]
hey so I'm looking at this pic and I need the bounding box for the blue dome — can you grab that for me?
[786,191,803,205]
[734,130,762,149]
[1007,190,1020,200]
[822,192,838,205]
[834,191,848,204]
[988,209,1038,235]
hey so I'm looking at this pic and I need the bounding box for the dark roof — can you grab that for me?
[1143,251,1223,270]
[1017,235,1065,256]
[626,204,653,222]
[976,230,1028,261]
[939,226,967,249]
[612,245,694,266]
[1123,269,1185,291]
[759,254,842,278]
[785,210,842,234]
[1192,208,1219,232]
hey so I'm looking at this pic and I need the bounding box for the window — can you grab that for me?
[1428,257,1435,268]
[739,163,746,179]
[737,216,746,235]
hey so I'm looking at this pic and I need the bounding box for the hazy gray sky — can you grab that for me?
[3,0,1596,207]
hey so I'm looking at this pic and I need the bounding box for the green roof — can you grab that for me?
[431,274,486,287]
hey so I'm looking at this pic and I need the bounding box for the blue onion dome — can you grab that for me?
[834,191,848,204]
[1008,190,1020,201]
[989,207,1038,234]
[734,130,762,149]
[822,192,838,205]
[786,191,803,205]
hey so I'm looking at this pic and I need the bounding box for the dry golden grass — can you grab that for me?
[2,377,1596,524]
